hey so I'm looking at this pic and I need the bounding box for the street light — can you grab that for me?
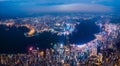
[29,47,33,51]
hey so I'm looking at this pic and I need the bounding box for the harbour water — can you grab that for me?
[0,19,100,53]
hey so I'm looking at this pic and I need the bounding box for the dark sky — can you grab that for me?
[0,0,120,17]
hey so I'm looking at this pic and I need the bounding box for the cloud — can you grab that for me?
[23,3,112,13]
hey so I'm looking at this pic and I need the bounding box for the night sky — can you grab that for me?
[0,0,120,17]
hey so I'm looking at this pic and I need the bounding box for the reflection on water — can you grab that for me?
[0,20,100,53]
